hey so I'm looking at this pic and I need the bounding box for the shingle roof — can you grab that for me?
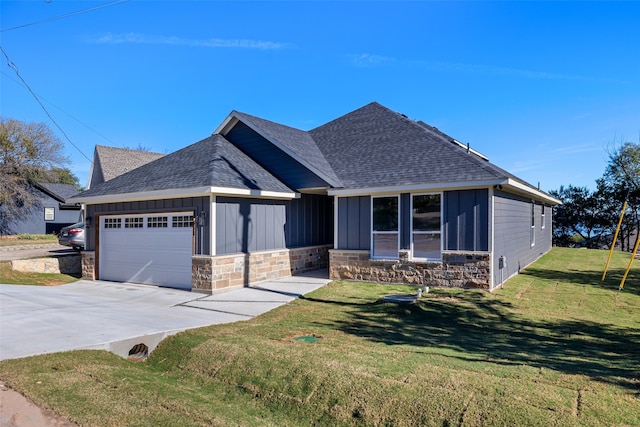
[36,183,80,202]
[232,111,343,187]
[309,102,532,190]
[73,135,293,198]
[95,145,165,182]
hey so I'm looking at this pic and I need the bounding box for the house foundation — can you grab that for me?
[329,249,491,289]
[192,244,331,293]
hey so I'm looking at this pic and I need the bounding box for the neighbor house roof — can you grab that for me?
[71,135,295,204]
[89,145,165,188]
[36,182,80,203]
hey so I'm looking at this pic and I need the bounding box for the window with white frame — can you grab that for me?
[541,205,546,230]
[530,201,535,247]
[372,196,399,258]
[412,194,441,260]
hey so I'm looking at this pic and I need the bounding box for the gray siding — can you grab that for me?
[443,189,489,251]
[493,190,552,287]
[225,122,329,190]
[85,197,209,253]
[337,196,371,250]
[216,194,333,255]
[2,194,80,235]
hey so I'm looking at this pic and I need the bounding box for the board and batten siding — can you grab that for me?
[336,196,371,250]
[443,189,489,252]
[336,190,489,253]
[225,122,330,190]
[492,190,552,287]
[85,196,209,252]
[215,194,333,255]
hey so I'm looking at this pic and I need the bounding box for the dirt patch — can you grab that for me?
[0,381,78,427]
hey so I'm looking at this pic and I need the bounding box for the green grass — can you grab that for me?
[0,234,58,247]
[0,261,80,285]
[0,248,638,426]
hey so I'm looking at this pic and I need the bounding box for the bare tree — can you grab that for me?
[0,118,69,233]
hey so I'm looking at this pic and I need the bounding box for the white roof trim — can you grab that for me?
[217,111,342,188]
[504,179,562,205]
[329,179,561,205]
[69,186,298,205]
[328,180,504,197]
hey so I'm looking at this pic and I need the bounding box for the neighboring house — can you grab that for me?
[1,182,81,235]
[69,102,560,292]
[87,145,165,189]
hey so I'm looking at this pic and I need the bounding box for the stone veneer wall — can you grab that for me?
[11,255,81,275]
[81,251,96,280]
[329,249,491,289]
[192,245,331,293]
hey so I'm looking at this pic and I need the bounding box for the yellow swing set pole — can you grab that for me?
[619,233,640,290]
[602,200,627,281]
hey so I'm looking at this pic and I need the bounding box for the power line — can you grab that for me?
[0,0,130,33]
[1,45,92,163]
[1,70,118,146]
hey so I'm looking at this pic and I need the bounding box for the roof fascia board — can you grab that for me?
[219,112,341,188]
[504,179,562,205]
[70,186,298,205]
[328,179,561,205]
[215,114,239,135]
[328,180,504,197]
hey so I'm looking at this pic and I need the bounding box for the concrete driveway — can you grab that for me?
[0,272,330,361]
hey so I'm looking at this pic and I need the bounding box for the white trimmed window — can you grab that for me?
[412,194,442,260]
[372,196,399,259]
[530,201,536,247]
[541,205,546,230]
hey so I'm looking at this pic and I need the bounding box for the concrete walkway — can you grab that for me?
[0,271,330,361]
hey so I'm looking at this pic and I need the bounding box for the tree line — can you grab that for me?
[549,140,640,251]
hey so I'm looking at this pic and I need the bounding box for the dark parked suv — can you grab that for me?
[58,222,85,251]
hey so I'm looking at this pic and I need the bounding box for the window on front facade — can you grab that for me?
[372,196,399,258]
[412,194,441,260]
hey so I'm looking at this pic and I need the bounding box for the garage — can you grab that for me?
[99,212,194,290]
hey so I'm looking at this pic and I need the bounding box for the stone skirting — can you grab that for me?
[81,251,96,280]
[329,249,491,289]
[192,245,331,293]
[11,254,81,275]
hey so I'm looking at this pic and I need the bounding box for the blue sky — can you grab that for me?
[1,1,638,192]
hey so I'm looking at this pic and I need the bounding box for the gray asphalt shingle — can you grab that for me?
[73,135,293,199]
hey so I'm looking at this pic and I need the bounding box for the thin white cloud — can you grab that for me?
[413,60,627,84]
[90,32,289,50]
[348,53,395,67]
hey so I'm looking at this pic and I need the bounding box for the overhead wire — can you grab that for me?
[1,70,118,147]
[1,45,92,163]
[0,0,130,33]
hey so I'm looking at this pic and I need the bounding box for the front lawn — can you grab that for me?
[0,234,58,247]
[0,261,80,286]
[0,248,638,426]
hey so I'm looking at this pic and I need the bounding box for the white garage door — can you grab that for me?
[99,212,194,290]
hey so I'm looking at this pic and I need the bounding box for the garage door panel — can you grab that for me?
[99,213,193,290]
